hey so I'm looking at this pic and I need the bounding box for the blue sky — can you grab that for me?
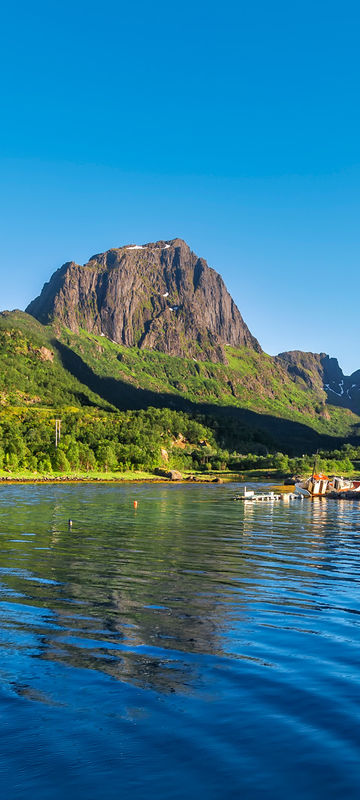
[1,0,360,373]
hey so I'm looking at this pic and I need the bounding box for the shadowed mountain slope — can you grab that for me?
[1,310,360,454]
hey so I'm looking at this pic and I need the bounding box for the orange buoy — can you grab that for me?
[133,500,138,509]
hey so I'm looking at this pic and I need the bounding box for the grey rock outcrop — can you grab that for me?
[26,238,261,362]
[277,350,360,414]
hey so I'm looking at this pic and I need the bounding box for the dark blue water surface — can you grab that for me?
[0,482,360,799]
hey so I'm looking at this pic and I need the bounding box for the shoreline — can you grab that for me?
[0,476,238,485]
[1,468,355,486]
[0,470,265,486]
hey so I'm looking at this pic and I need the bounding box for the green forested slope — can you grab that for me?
[1,311,360,463]
[59,327,360,441]
[0,312,112,409]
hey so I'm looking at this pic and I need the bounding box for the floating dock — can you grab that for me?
[234,488,303,502]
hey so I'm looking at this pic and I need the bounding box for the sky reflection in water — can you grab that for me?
[0,483,359,799]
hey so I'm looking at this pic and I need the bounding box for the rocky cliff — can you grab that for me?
[277,350,360,414]
[26,238,260,362]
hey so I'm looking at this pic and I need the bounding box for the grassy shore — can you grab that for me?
[0,467,358,485]
[0,469,161,483]
[0,468,268,484]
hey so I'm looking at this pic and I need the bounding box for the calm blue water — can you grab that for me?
[0,482,359,798]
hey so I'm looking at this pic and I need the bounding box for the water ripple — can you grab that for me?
[0,483,360,798]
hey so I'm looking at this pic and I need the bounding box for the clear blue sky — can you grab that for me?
[1,0,360,373]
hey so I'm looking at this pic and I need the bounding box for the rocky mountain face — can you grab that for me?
[26,238,260,362]
[277,351,360,414]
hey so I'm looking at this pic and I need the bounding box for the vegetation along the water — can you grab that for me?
[0,405,359,482]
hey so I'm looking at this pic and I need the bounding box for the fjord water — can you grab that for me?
[0,485,360,799]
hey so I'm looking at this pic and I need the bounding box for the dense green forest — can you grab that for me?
[0,406,359,478]
[0,406,268,474]
[2,311,360,442]
[1,310,360,478]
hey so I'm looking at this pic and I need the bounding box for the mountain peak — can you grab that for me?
[88,238,187,262]
[26,239,261,362]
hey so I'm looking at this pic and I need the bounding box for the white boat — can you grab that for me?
[295,473,330,497]
[295,473,360,497]
[331,476,360,494]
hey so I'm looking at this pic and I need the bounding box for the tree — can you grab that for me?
[38,457,52,474]
[273,453,289,472]
[79,443,96,471]
[53,449,70,473]
[5,452,18,472]
[66,439,80,470]
[97,444,117,472]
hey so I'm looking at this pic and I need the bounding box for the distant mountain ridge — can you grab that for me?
[277,351,360,415]
[26,238,260,362]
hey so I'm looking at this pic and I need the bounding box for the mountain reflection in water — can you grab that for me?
[0,483,359,799]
